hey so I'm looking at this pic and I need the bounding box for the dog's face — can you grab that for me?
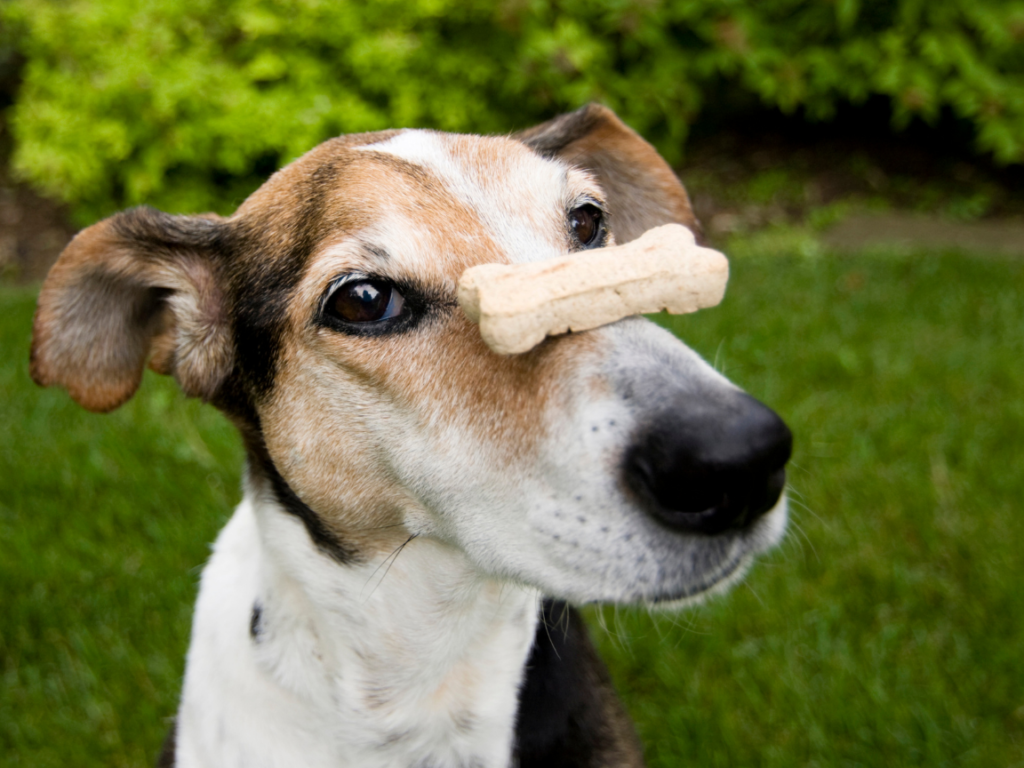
[31,105,790,605]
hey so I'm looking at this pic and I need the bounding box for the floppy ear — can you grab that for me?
[516,104,701,244]
[30,207,234,413]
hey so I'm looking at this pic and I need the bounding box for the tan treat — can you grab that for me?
[458,223,729,354]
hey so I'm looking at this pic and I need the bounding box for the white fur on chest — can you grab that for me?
[175,493,541,768]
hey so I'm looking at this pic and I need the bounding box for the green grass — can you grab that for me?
[3,246,1023,766]
[0,287,242,767]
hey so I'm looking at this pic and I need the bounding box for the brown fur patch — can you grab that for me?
[517,103,701,244]
[31,212,232,412]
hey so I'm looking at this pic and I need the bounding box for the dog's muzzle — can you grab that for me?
[623,391,792,535]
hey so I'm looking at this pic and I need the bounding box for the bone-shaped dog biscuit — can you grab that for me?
[458,223,729,354]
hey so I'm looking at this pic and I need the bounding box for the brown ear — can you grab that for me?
[30,207,233,412]
[516,104,701,244]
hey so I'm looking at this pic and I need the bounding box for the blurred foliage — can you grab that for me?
[3,0,1024,222]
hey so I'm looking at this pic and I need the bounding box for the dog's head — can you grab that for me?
[31,105,790,605]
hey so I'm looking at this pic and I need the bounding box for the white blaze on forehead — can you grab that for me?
[361,130,597,264]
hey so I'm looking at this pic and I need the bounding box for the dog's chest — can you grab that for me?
[316,593,540,766]
[179,502,540,768]
[329,616,537,766]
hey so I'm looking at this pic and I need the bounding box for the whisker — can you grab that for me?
[361,534,417,601]
[784,517,819,562]
[787,494,826,530]
[539,605,564,661]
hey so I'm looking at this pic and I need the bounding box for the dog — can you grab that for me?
[30,104,792,768]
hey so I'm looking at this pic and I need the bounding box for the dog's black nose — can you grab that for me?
[624,391,792,535]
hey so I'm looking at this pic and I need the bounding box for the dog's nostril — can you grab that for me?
[624,393,791,535]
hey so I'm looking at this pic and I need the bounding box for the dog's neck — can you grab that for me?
[178,482,540,768]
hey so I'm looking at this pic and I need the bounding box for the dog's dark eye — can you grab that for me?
[328,279,405,323]
[569,204,603,247]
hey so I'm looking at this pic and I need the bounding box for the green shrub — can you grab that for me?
[4,0,1024,222]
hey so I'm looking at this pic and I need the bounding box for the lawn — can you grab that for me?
[2,243,1022,767]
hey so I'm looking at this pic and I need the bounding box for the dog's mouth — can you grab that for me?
[643,547,753,607]
[649,486,790,606]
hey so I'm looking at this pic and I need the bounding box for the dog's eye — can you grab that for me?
[328,279,405,323]
[569,204,603,247]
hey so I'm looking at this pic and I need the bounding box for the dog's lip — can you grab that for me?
[643,549,751,606]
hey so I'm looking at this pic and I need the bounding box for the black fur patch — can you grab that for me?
[257,453,356,565]
[229,161,344,400]
[226,241,307,400]
[156,718,176,768]
[227,253,302,401]
[246,434,357,565]
[514,600,638,767]
[250,602,263,641]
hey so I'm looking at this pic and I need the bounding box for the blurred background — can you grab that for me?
[1,1,1023,766]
